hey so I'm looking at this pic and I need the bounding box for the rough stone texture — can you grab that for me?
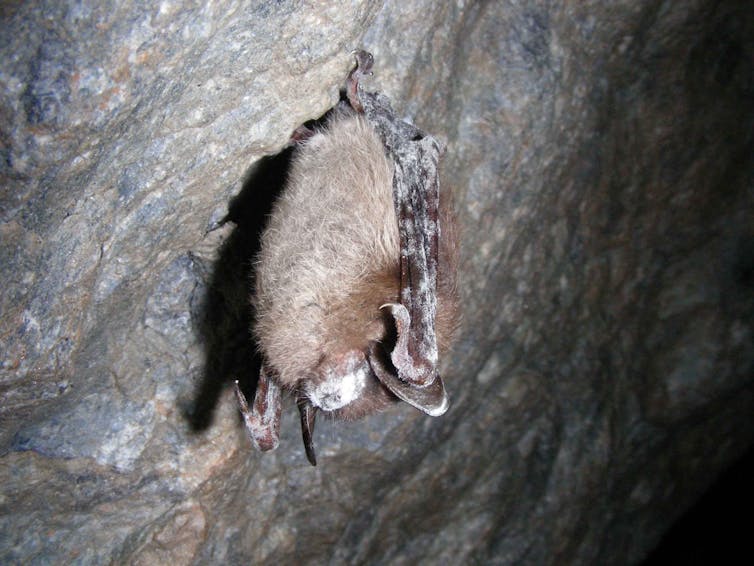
[1,0,752,563]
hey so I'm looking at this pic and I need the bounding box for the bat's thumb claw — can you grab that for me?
[370,343,449,417]
[380,303,412,371]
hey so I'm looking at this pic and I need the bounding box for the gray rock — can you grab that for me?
[1,0,752,563]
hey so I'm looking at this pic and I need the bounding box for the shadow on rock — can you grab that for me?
[185,146,295,432]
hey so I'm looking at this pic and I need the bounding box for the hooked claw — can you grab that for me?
[347,49,374,112]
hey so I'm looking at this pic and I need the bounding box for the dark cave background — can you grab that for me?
[1,0,752,563]
[644,447,753,563]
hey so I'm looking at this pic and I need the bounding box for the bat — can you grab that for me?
[235,50,459,465]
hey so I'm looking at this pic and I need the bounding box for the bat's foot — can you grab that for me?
[346,49,374,113]
[234,371,282,452]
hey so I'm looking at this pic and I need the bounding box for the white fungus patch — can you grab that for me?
[305,353,368,411]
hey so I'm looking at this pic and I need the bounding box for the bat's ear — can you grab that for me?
[369,343,449,417]
[297,397,318,466]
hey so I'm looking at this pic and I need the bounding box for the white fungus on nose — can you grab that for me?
[305,353,369,411]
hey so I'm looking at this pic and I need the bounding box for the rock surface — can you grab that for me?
[1,0,752,563]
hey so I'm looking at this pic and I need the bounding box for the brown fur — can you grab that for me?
[254,109,459,419]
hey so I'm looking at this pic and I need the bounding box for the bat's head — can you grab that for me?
[295,304,451,466]
[302,349,398,419]
[293,347,394,466]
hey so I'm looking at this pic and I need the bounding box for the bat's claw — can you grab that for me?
[369,343,449,417]
[380,303,436,384]
[350,49,374,75]
[346,49,374,113]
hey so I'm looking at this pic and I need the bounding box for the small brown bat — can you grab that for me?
[235,50,459,465]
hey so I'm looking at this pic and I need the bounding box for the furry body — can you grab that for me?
[254,109,458,420]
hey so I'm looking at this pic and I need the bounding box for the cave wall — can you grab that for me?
[1,0,753,563]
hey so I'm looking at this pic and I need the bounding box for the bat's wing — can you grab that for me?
[357,63,449,417]
[234,365,282,452]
